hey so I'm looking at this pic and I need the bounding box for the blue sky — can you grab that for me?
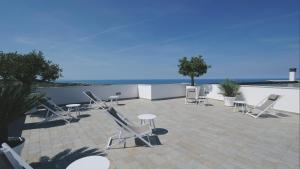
[0,0,299,80]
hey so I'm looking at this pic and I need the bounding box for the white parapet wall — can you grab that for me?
[37,83,299,113]
[138,84,187,100]
[37,84,138,105]
[137,84,152,99]
[206,84,300,113]
[151,84,187,100]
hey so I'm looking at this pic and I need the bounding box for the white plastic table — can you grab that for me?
[66,104,81,118]
[66,156,110,169]
[138,114,157,128]
[108,95,119,104]
[233,101,247,113]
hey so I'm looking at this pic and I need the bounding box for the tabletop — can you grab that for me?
[233,101,246,104]
[109,95,119,98]
[66,156,110,169]
[138,114,157,120]
[66,104,81,108]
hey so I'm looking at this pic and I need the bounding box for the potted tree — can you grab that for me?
[219,79,240,106]
[0,82,43,154]
[178,55,211,103]
[178,55,211,86]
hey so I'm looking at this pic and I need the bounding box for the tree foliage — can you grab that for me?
[0,51,62,85]
[178,55,211,86]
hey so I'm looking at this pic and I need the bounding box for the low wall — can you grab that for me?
[206,84,300,113]
[138,84,187,100]
[138,84,152,99]
[37,85,138,105]
[37,83,299,113]
[151,84,187,100]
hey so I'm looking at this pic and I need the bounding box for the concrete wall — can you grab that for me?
[206,84,300,113]
[138,84,187,100]
[138,84,152,99]
[37,83,299,113]
[37,85,138,105]
[151,84,187,100]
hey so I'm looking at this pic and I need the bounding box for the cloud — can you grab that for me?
[14,36,35,45]
[77,18,155,42]
[112,44,146,53]
[259,37,298,43]
[225,12,298,29]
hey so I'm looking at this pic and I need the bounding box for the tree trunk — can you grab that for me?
[190,76,195,86]
[0,122,8,144]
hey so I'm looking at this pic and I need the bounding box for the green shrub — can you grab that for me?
[219,79,240,97]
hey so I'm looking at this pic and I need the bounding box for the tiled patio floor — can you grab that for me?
[21,98,299,169]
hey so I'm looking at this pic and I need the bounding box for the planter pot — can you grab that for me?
[223,96,236,107]
[7,137,25,155]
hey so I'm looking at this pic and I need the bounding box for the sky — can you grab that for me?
[0,0,299,80]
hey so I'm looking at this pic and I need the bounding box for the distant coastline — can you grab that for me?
[57,78,292,85]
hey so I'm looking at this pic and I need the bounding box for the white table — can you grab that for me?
[66,104,81,118]
[138,114,157,129]
[108,95,119,104]
[233,101,247,113]
[66,156,110,169]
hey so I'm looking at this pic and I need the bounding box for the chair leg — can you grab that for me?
[106,136,113,149]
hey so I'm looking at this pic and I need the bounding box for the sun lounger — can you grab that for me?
[105,107,153,149]
[83,90,108,109]
[246,94,280,118]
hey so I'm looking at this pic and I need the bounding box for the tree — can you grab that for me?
[41,60,62,82]
[0,51,62,85]
[178,55,211,86]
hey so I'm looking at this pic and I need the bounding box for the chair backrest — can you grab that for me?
[41,97,64,112]
[83,91,100,102]
[198,86,208,96]
[186,87,197,99]
[258,94,280,110]
[106,107,128,127]
[0,143,33,169]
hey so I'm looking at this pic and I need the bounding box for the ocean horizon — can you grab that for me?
[57,78,290,85]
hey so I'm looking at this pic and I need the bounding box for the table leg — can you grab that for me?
[234,103,236,112]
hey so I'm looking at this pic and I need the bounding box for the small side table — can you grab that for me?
[66,104,81,118]
[233,101,247,113]
[108,95,119,104]
[66,156,110,169]
[138,114,157,129]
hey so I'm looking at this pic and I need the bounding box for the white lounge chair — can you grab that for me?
[0,143,33,169]
[105,107,153,149]
[40,97,73,124]
[246,94,280,118]
[185,86,198,104]
[198,86,209,105]
[83,90,108,109]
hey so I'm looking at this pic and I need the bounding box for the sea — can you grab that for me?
[57,78,289,85]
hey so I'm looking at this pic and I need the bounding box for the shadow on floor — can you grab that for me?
[30,147,105,169]
[22,117,86,130]
[204,103,214,106]
[152,128,168,135]
[135,135,162,146]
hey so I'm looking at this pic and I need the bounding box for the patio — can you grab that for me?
[20,98,299,169]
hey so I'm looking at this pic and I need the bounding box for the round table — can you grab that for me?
[138,114,157,128]
[233,101,247,113]
[66,104,81,118]
[66,156,110,169]
[108,95,119,104]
